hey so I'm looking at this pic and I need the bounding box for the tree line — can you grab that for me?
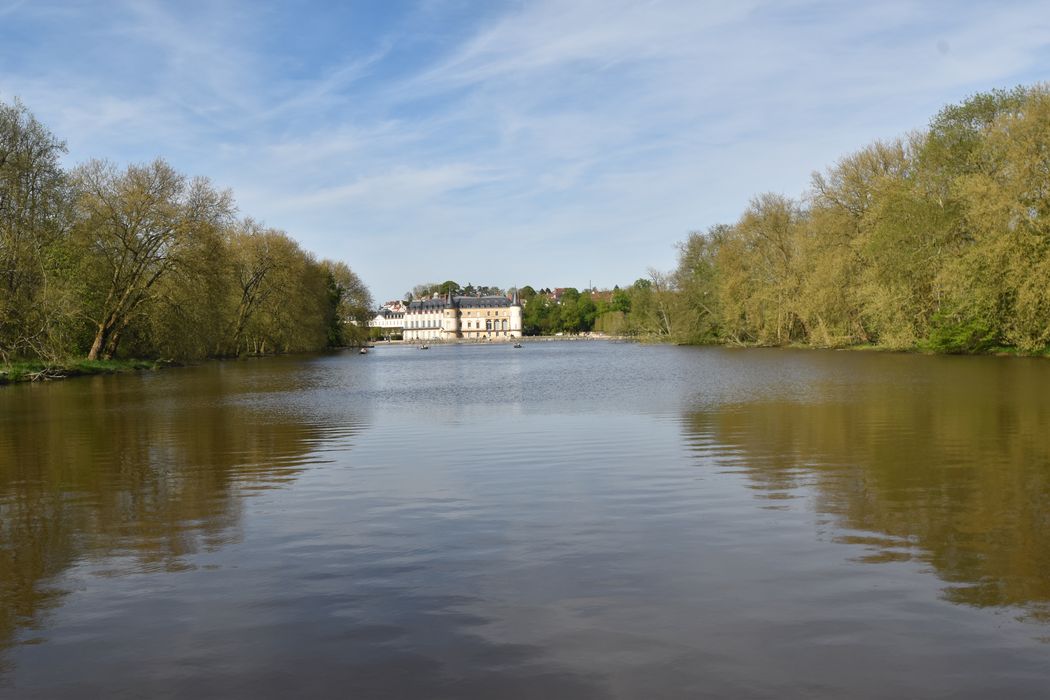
[405,280,506,300]
[606,84,1050,353]
[0,99,372,365]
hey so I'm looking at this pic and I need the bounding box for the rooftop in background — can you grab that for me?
[408,295,517,311]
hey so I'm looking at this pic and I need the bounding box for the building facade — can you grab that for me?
[367,301,406,336]
[403,292,523,342]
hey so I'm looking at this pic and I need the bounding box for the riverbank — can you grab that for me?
[784,341,1050,358]
[0,358,173,385]
[374,334,630,346]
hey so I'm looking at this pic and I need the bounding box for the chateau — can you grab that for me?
[403,291,523,342]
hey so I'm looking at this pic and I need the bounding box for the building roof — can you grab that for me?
[407,295,516,311]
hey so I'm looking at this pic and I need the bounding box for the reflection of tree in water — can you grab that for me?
[0,372,353,666]
[681,358,1050,620]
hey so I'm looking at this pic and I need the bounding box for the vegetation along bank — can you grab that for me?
[399,86,1050,356]
[600,84,1050,354]
[0,98,373,381]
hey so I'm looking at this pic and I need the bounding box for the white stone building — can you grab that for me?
[367,301,406,336]
[403,292,523,342]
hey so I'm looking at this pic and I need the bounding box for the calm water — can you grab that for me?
[1,342,1049,698]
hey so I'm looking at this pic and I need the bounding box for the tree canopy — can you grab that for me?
[0,99,372,364]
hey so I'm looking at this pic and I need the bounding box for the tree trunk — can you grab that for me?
[87,321,112,361]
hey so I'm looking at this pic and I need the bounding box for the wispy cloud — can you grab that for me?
[1,0,1048,300]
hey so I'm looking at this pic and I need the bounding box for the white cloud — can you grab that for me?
[2,0,1049,300]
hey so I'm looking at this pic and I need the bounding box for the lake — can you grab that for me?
[1,342,1048,698]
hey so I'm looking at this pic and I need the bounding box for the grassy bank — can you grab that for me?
[0,358,170,385]
[711,340,1050,357]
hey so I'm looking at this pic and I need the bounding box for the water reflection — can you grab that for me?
[680,353,1050,620]
[0,359,364,669]
[2,345,1050,697]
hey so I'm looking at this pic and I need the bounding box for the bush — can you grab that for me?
[924,312,997,354]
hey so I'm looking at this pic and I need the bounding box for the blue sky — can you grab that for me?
[2,1,1049,302]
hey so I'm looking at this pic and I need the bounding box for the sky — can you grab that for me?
[2,1,1049,303]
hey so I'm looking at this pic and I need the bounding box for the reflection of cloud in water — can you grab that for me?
[3,344,1050,696]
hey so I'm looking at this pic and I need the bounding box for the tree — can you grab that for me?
[713,194,806,345]
[610,286,631,313]
[522,294,553,335]
[937,85,1050,351]
[323,258,373,346]
[222,220,285,356]
[672,226,724,343]
[0,99,72,361]
[72,159,234,360]
[437,280,461,296]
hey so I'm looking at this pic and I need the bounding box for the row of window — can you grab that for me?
[463,320,509,330]
[407,309,506,317]
[407,319,512,330]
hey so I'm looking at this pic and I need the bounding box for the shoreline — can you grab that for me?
[5,337,1045,386]
[0,358,175,386]
[372,334,629,346]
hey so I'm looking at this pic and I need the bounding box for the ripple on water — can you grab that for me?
[1,344,1049,698]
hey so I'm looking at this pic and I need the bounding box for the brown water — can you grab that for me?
[1,343,1048,698]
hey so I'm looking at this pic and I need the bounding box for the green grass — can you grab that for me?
[675,338,1050,357]
[0,358,164,384]
[983,345,1050,358]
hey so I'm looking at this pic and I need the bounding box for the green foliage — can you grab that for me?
[924,311,997,354]
[610,287,631,313]
[522,294,554,335]
[0,98,372,364]
[608,83,1050,355]
[0,98,72,362]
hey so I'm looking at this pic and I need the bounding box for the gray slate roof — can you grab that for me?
[407,295,514,311]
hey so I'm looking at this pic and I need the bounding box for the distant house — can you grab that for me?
[368,302,406,335]
[544,287,611,303]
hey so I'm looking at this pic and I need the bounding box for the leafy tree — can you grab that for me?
[522,294,554,335]
[72,159,235,360]
[672,227,724,343]
[559,287,580,302]
[0,101,374,366]
[0,99,72,361]
[438,280,460,296]
[610,286,631,313]
[323,258,373,346]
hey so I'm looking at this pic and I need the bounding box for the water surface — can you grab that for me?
[1,343,1049,698]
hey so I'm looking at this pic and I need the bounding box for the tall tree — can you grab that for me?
[0,99,71,361]
[322,258,373,346]
[72,159,234,360]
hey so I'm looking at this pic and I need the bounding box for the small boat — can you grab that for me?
[513,343,522,348]
[419,344,430,350]
[359,348,368,355]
